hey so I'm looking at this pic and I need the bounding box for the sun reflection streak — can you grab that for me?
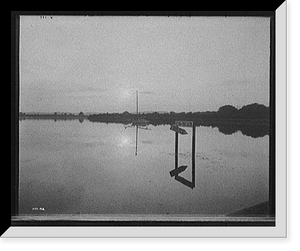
[117,134,134,148]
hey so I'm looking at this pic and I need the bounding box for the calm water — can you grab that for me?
[19,120,269,216]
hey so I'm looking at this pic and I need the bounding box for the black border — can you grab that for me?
[11,13,20,218]
[9,10,278,231]
[269,14,276,217]
[12,220,275,227]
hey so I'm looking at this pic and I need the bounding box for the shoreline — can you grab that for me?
[19,116,269,138]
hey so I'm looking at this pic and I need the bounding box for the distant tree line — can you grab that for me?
[88,103,269,123]
[19,111,87,120]
[19,104,270,138]
[217,103,269,119]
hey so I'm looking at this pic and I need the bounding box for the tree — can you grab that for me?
[217,105,238,117]
[237,103,269,119]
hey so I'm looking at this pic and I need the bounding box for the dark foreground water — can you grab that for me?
[19,120,269,216]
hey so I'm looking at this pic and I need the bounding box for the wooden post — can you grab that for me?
[192,125,196,188]
[175,132,178,170]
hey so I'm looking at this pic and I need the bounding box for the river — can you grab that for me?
[19,119,269,216]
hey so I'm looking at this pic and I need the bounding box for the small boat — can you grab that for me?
[131,118,149,127]
[133,90,150,126]
[124,90,151,156]
[125,91,150,128]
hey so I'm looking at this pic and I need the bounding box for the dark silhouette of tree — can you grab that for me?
[218,105,238,118]
[87,102,270,138]
[237,103,269,119]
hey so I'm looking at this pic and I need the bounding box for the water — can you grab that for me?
[19,119,269,216]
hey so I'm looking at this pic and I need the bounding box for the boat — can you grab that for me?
[133,90,150,127]
[124,90,151,156]
[125,91,150,128]
[131,118,149,127]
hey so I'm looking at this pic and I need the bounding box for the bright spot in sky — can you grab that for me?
[118,89,136,102]
[123,89,133,99]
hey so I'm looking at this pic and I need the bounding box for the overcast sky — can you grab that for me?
[20,15,270,113]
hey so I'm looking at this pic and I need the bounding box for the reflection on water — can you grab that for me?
[217,123,269,138]
[20,117,269,138]
[124,119,151,156]
[170,125,196,189]
[19,120,269,216]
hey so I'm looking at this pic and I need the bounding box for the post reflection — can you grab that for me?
[135,125,138,156]
[170,124,196,189]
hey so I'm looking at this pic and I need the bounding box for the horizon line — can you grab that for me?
[19,102,270,114]
[19,103,269,115]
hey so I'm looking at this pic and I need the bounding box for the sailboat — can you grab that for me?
[125,91,150,129]
[124,91,150,156]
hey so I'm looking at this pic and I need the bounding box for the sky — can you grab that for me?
[19,15,270,113]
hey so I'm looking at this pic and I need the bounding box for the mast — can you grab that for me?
[136,90,139,120]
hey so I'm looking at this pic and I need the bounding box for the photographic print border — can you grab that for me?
[5,5,288,237]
